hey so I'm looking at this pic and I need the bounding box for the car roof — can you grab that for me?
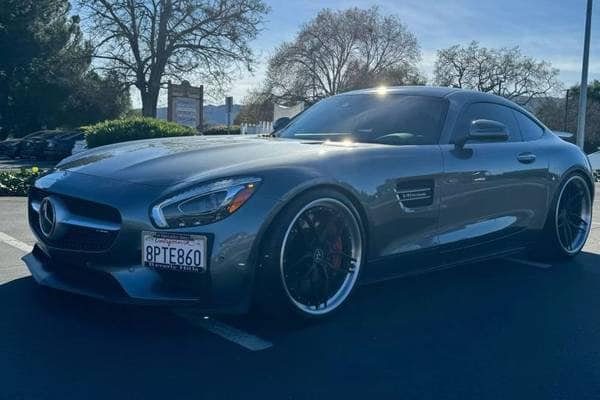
[339,85,522,105]
[21,130,61,138]
[21,130,50,139]
[55,131,81,139]
[340,86,459,98]
[34,131,63,138]
[339,85,541,124]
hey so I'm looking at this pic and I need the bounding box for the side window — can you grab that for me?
[453,102,521,142]
[513,110,544,141]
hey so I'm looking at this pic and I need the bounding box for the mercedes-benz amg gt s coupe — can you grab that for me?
[24,86,594,319]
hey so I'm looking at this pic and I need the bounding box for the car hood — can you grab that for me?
[56,135,372,187]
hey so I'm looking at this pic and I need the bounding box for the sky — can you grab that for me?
[144,0,600,107]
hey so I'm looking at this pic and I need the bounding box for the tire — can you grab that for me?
[531,172,593,261]
[255,188,366,320]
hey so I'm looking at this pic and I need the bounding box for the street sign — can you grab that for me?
[167,81,203,132]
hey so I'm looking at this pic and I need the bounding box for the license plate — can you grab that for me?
[142,232,207,273]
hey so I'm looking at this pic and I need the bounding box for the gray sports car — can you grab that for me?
[24,86,594,319]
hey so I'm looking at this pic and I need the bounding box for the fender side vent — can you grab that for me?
[395,179,434,208]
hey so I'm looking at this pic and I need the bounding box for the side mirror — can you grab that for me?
[272,117,291,132]
[455,119,509,148]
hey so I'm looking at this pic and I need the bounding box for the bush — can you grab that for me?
[203,125,241,135]
[84,117,196,148]
[0,168,43,196]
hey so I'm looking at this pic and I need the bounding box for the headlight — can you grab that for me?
[151,177,261,228]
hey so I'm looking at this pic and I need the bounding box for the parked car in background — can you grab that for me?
[588,150,600,172]
[43,131,84,161]
[0,130,52,158]
[553,131,575,144]
[71,138,87,155]
[19,131,70,159]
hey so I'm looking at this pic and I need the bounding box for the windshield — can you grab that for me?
[20,130,48,139]
[278,94,448,145]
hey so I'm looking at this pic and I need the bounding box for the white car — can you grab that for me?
[588,151,600,171]
[71,139,87,155]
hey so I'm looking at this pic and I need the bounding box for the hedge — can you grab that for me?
[203,125,241,135]
[84,117,196,148]
[0,167,43,196]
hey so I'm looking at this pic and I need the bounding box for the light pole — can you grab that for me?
[564,89,570,131]
[576,0,593,150]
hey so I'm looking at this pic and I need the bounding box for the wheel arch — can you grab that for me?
[248,180,371,276]
[560,166,595,202]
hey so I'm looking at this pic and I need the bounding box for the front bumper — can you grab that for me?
[23,245,250,312]
[24,170,281,313]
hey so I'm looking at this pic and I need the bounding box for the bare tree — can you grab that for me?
[534,81,600,152]
[265,7,422,104]
[234,87,274,124]
[79,0,269,116]
[434,41,561,105]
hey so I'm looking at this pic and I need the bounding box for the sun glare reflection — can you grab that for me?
[376,86,388,95]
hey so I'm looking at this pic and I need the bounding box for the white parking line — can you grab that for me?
[172,308,273,351]
[503,257,552,269]
[0,231,33,253]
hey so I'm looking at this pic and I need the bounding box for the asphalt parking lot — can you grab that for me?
[2,192,600,399]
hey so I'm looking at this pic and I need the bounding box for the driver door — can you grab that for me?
[437,102,548,260]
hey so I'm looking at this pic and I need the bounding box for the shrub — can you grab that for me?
[0,168,43,196]
[203,125,241,135]
[84,117,196,148]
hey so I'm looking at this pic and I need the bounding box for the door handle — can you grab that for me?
[517,152,536,164]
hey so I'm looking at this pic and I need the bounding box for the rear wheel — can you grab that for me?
[532,173,592,260]
[256,189,365,319]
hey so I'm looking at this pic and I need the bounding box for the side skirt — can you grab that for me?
[359,246,527,286]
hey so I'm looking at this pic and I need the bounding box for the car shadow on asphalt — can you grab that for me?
[3,252,600,398]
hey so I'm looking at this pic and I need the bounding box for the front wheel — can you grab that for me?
[532,173,593,260]
[256,189,365,319]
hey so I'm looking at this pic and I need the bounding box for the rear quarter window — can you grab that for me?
[513,111,544,141]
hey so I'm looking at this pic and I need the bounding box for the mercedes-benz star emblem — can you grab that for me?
[313,248,325,263]
[39,197,56,239]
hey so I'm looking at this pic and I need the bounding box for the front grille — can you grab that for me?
[29,187,121,252]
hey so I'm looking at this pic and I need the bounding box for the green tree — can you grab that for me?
[234,88,274,124]
[61,71,131,128]
[0,0,129,138]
